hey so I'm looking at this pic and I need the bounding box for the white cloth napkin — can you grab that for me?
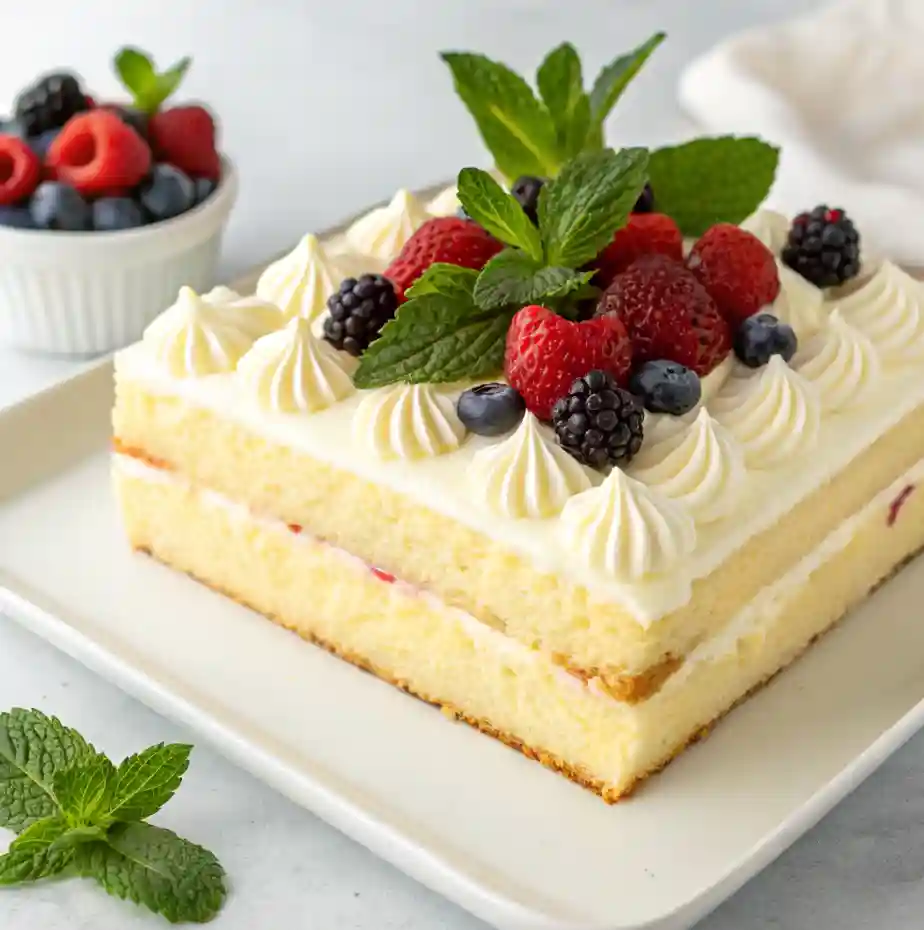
[679,0,924,267]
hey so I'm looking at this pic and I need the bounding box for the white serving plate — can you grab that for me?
[3,310,924,930]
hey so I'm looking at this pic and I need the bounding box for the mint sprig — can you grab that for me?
[0,709,224,924]
[457,168,543,259]
[536,43,591,163]
[114,47,192,115]
[473,250,594,312]
[648,136,781,236]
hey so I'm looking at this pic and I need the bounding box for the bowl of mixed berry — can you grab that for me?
[0,47,237,356]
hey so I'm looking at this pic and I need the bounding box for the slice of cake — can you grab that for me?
[113,36,924,801]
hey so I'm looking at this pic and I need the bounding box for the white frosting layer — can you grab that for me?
[255,234,349,322]
[740,208,790,254]
[427,185,461,217]
[346,189,429,260]
[469,413,592,519]
[772,262,826,340]
[834,261,924,365]
[353,384,466,460]
[116,201,924,625]
[630,408,746,524]
[238,317,356,414]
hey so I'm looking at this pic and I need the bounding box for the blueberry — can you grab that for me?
[29,182,90,231]
[734,313,798,368]
[137,164,195,222]
[457,383,526,436]
[193,176,218,206]
[510,175,546,225]
[27,128,59,159]
[633,182,655,214]
[109,105,149,140]
[629,360,702,416]
[0,206,35,229]
[93,197,145,232]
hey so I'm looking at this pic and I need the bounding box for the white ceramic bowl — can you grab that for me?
[0,157,238,356]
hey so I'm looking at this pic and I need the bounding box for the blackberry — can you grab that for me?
[322,274,399,356]
[633,182,655,214]
[782,205,860,288]
[552,370,644,469]
[510,175,545,224]
[15,72,89,136]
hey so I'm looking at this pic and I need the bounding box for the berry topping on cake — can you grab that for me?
[597,254,731,377]
[92,196,144,231]
[14,72,90,136]
[323,274,399,357]
[685,223,780,327]
[29,181,90,230]
[552,370,644,468]
[733,312,798,368]
[633,182,655,213]
[148,105,221,180]
[138,164,196,221]
[457,383,526,436]
[781,206,860,288]
[591,213,683,287]
[629,360,701,416]
[0,135,40,206]
[47,110,151,196]
[384,217,504,301]
[504,305,633,421]
[509,175,545,224]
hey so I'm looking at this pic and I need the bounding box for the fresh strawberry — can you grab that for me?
[46,111,151,197]
[148,105,220,180]
[686,223,780,327]
[598,255,731,377]
[385,217,504,300]
[591,213,683,287]
[504,305,633,420]
[0,135,40,206]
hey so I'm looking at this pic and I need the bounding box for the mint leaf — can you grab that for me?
[0,709,99,833]
[75,822,226,924]
[587,33,665,146]
[537,43,591,161]
[405,264,479,301]
[53,755,115,827]
[354,289,512,388]
[473,249,594,311]
[440,52,560,180]
[114,47,191,114]
[0,816,73,885]
[457,168,543,259]
[649,136,780,235]
[539,147,649,268]
[106,744,191,823]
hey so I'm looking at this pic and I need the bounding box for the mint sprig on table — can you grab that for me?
[354,146,648,388]
[114,47,192,114]
[0,708,225,924]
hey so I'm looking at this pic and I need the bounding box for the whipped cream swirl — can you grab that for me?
[346,189,429,261]
[561,468,696,581]
[469,413,591,519]
[740,209,790,254]
[630,408,746,524]
[144,286,283,378]
[426,185,461,217]
[238,317,355,414]
[792,309,881,411]
[354,384,466,459]
[256,234,349,322]
[834,261,924,365]
[711,356,820,468]
[772,262,826,340]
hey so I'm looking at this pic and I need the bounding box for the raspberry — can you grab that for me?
[46,111,151,197]
[504,305,633,420]
[597,254,731,377]
[385,217,504,301]
[591,213,683,288]
[148,105,221,180]
[0,136,41,206]
[686,223,780,327]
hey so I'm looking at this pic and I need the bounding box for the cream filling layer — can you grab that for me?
[113,453,924,703]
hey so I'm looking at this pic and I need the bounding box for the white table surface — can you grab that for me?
[4,1,924,928]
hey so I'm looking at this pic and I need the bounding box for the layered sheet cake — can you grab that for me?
[113,36,924,801]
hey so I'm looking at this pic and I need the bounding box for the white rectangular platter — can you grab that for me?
[3,342,924,930]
